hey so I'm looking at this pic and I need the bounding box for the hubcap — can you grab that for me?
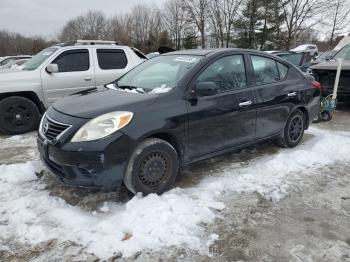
[289,115,303,142]
[139,152,170,188]
[3,104,31,129]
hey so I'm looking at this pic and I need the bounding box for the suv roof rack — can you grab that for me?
[56,40,119,47]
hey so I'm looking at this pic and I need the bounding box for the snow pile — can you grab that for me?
[197,127,350,201]
[0,162,223,258]
[1,127,350,258]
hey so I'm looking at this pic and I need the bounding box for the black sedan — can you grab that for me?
[37,49,321,194]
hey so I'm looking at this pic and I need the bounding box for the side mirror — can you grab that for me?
[46,63,58,74]
[194,82,219,96]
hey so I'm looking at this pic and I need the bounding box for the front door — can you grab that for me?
[41,48,95,104]
[187,54,257,159]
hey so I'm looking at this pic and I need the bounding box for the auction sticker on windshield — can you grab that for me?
[175,57,199,63]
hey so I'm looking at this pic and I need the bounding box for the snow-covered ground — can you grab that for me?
[1,111,350,261]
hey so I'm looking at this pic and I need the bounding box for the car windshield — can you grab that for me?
[22,47,58,71]
[333,45,350,60]
[0,58,11,66]
[278,53,303,66]
[316,51,331,61]
[115,55,203,93]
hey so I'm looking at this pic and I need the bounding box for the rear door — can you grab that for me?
[248,54,303,138]
[187,53,257,159]
[41,48,95,104]
[93,48,134,86]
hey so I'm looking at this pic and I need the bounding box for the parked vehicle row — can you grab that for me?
[0,40,146,134]
[37,49,321,194]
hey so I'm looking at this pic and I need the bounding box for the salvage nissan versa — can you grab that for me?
[37,49,321,194]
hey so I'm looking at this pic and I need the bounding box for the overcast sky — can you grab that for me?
[0,0,165,39]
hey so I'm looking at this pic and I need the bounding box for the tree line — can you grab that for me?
[1,0,349,56]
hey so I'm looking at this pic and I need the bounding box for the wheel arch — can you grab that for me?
[145,132,184,164]
[294,106,309,130]
[0,92,46,114]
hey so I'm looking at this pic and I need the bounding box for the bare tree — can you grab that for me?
[283,0,326,49]
[183,0,209,48]
[327,0,350,46]
[164,0,187,49]
[59,11,107,41]
[106,14,133,45]
[209,0,243,48]
[130,4,152,50]
[0,30,53,56]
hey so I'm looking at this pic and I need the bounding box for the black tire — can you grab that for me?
[278,109,305,148]
[0,96,40,135]
[321,111,332,121]
[124,138,179,195]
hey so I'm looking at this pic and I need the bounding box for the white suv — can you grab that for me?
[290,44,318,57]
[0,40,146,134]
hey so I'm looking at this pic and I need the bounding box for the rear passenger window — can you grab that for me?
[277,62,288,80]
[97,49,128,70]
[251,56,279,85]
[197,55,247,91]
[53,49,89,72]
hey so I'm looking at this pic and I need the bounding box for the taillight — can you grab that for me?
[311,80,321,91]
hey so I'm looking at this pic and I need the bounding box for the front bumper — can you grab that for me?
[38,135,135,190]
[37,109,137,190]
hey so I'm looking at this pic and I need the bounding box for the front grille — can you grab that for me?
[41,115,71,142]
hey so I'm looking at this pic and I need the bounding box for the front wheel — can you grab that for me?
[123,138,179,195]
[0,96,40,135]
[278,109,305,148]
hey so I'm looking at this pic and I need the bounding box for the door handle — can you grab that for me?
[84,76,92,81]
[288,92,297,97]
[239,100,252,107]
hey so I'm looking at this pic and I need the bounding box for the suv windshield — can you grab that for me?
[333,45,350,60]
[116,55,202,93]
[22,47,58,71]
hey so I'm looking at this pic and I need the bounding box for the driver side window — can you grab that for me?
[53,49,89,73]
[197,55,247,92]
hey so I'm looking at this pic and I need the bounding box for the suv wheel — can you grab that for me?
[0,96,40,135]
[124,138,179,195]
[278,109,305,148]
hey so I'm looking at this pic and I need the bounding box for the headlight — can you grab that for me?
[71,111,133,142]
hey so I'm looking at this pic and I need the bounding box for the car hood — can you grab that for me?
[52,87,159,119]
[311,60,350,70]
[0,69,37,82]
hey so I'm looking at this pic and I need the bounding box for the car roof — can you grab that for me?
[274,51,301,55]
[163,48,270,57]
[55,44,131,49]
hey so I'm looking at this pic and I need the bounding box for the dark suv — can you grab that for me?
[37,49,321,194]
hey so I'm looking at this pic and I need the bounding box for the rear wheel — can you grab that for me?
[278,109,305,148]
[0,96,40,135]
[124,138,179,195]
